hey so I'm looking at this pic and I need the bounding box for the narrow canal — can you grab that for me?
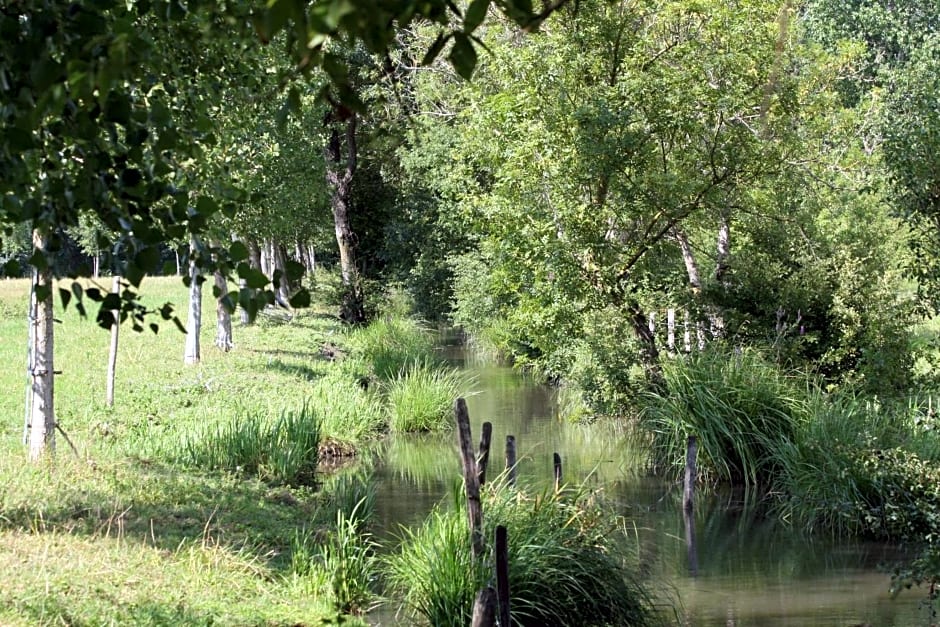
[368,351,932,626]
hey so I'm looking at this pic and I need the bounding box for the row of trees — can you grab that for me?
[4,0,940,456]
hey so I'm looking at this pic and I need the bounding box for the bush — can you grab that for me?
[384,482,660,627]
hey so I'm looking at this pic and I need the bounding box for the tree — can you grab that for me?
[409,0,799,392]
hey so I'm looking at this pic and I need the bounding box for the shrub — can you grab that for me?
[384,482,659,626]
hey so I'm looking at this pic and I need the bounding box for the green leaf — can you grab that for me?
[289,287,311,308]
[71,282,84,300]
[59,288,72,310]
[449,33,477,80]
[195,195,219,217]
[229,241,249,262]
[285,259,305,282]
[421,32,450,66]
[464,0,490,33]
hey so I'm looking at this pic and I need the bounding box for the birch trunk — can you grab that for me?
[183,244,202,365]
[28,229,55,460]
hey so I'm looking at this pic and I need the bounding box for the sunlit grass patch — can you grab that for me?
[176,406,321,485]
[347,316,437,379]
[385,362,473,432]
[0,529,353,626]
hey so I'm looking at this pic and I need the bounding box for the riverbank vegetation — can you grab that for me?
[6,0,940,619]
[0,277,470,623]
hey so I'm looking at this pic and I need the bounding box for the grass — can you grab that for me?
[386,361,473,432]
[0,275,396,624]
[177,405,321,485]
[346,315,438,379]
[384,478,662,627]
[641,347,807,486]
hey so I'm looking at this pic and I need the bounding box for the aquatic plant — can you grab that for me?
[385,362,472,432]
[384,480,660,626]
[641,348,806,486]
[348,316,438,379]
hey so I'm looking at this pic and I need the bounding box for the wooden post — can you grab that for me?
[684,506,699,577]
[495,525,510,627]
[479,421,493,485]
[553,452,562,492]
[472,586,497,627]
[456,398,485,559]
[683,435,697,513]
[684,310,691,353]
[505,435,517,488]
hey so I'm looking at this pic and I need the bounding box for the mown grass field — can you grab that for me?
[0,275,378,625]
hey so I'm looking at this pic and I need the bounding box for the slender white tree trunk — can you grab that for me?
[184,244,202,365]
[214,269,233,351]
[106,275,120,407]
[28,229,55,460]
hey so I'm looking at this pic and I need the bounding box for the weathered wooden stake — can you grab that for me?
[553,452,562,492]
[455,398,485,558]
[683,435,697,513]
[684,506,699,577]
[505,435,517,488]
[472,586,497,627]
[495,525,510,627]
[478,421,493,485]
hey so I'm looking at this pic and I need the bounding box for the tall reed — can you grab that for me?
[177,406,320,485]
[348,316,437,379]
[642,348,806,486]
[385,361,471,432]
[384,479,660,626]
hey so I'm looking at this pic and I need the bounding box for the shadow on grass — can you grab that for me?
[263,357,326,382]
[0,459,337,573]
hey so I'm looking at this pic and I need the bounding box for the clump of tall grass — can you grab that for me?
[292,497,378,615]
[348,316,437,379]
[384,480,660,626]
[308,371,386,442]
[642,348,807,486]
[386,361,471,432]
[178,406,320,485]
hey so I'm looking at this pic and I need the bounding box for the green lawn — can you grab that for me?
[0,276,374,625]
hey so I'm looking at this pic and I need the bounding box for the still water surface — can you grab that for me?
[369,354,932,626]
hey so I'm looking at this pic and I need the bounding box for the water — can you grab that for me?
[368,355,934,626]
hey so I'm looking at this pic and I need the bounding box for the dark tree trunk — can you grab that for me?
[325,111,366,324]
[214,269,233,351]
[628,300,667,393]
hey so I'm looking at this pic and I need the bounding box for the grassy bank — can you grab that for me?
[0,275,471,624]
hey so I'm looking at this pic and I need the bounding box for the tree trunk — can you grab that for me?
[273,241,292,307]
[628,300,667,393]
[28,229,55,460]
[214,269,233,351]
[183,243,202,365]
[674,228,702,295]
[105,275,120,407]
[325,111,366,324]
[241,236,262,325]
